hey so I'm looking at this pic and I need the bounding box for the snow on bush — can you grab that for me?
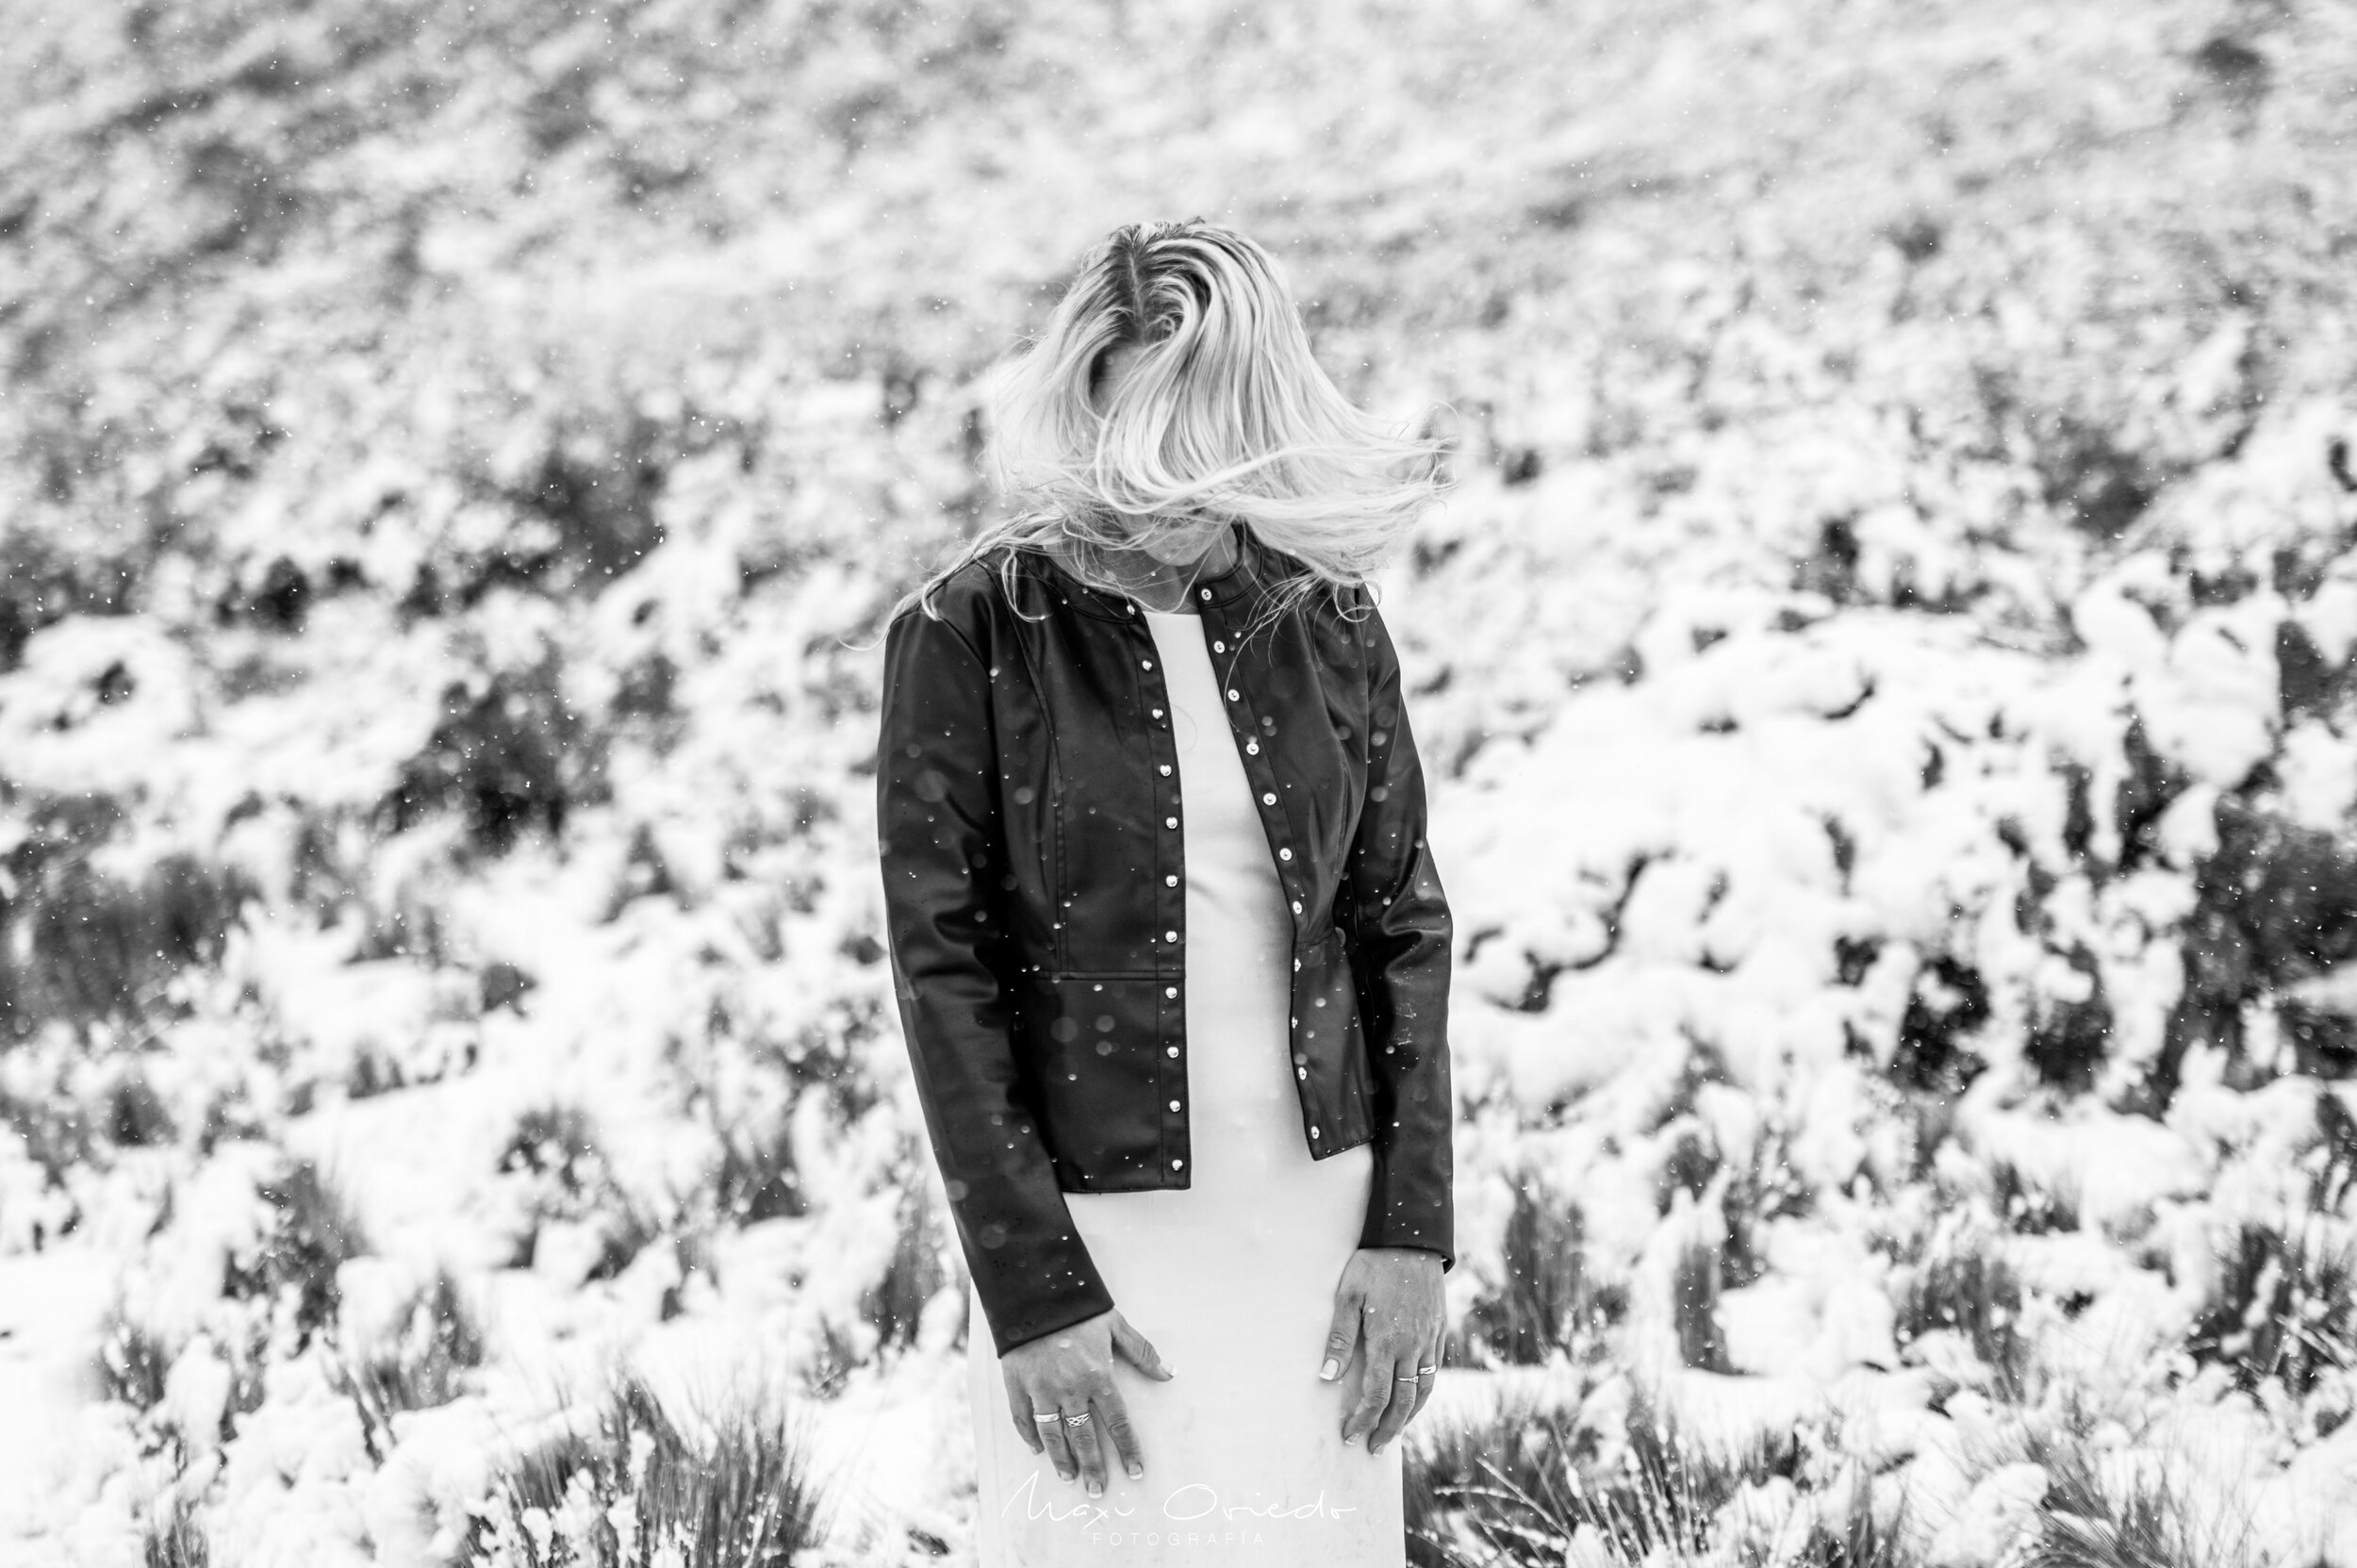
[6,0,2357,1563]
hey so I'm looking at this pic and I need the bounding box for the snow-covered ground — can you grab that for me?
[5,0,2357,1562]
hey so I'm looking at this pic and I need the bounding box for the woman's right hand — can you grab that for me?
[1001,1307,1173,1495]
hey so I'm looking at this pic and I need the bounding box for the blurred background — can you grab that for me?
[4,0,2356,1563]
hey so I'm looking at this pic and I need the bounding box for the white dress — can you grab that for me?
[964,607,1404,1566]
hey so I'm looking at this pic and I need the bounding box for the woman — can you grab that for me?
[874,219,1458,1566]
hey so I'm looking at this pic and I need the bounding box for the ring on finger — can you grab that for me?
[1064,1411,1093,1427]
[1033,1411,1063,1425]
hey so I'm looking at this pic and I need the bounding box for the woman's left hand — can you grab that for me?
[1320,1246,1445,1454]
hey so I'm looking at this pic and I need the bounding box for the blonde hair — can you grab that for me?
[898,218,1453,635]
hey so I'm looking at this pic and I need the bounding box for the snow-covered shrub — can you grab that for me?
[855,1183,949,1359]
[707,1107,807,1226]
[0,833,256,1044]
[1720,1115,1815,1288]
[142,1490,211,1568]
[376,642,608,857]
[334,1270,486,1463]
[2185,1220,2357,1401]
[1744,1481,1919,1568]
[466,1375,828,1568]
[0,524,140,673]
[1887,954,1997,1102]
[9,0,2357,1558]
[1987,1411,2266,1568]
[1673,1235,1733,1374]
[496,1103,668,1284]
[1404,1388,1591,1568]
[2306,1094,2357,1216]
[94,1303,173,1415]
[1406,1380,1843,1567]
[1449,1170,1624,1369]
[1987,1159,2084,1237]
[223,1157,370,1347]
[2162,801,2357,1105]
[1889,1217,2037,1406]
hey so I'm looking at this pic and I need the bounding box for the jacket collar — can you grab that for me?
[1025,523,1271,622]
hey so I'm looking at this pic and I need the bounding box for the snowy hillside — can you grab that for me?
[5,0,2357,1563]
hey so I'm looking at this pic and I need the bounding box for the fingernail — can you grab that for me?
[1319,1358,1340,1380]
[1342,1432,1357,1445]
[1126,1463,1143,1478]
[1370,1441,1386,1455]
[1088,1481,1103,1497]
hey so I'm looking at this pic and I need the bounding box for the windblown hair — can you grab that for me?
[897,218,1454,635]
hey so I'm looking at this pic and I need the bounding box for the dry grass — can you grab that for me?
[2184,1216,2357,1399]
[95,1302,172,1412]
[1450,1170,1624,1368]
[466,1374,829,1567]
[1404,1380,1866,1566]
[142,1491,210,1568]
[1889,1217,2038,1403]
[337,1270,487,1462]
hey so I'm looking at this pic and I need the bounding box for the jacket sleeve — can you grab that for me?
[875,602,1116,1355]
[1342,597,1457,1269]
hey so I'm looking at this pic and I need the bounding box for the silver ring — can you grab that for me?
[1033,1411,1062,1424]
[1418,1364,1439,1375]
[1395,1375,1419,1383]
[1064,1411,1092,1427]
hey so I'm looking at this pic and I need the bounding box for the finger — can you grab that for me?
[1320,1285,1365,1382]
[1340,1337,1399,1445]
[1112,1315,1175,1381]
[1342,1370,1395,1446]
[1037,1404,1078,1481]
[1092,1380,1146,1481]
[1368,1350,1422,1453]
[1406,1339,1441,1425]
[1007,1375,1045,1454]
[1064,1398,1110,1496]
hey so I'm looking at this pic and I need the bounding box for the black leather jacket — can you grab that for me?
[875,530,1455,1355]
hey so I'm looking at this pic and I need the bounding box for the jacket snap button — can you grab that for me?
[1172,1158,1185,1169]
[1213,640,1225,652]
[1165,986,1178,999]
[1165,930,1178,942]
[1168,1047,1180,1057]
[1245,741,1259,754]
[1165,874,1178,886]
[1227,688,1240,701]
[1142,659,1153,669]
[1199,589,1211,600]
[1152,708,1163,718]
[1292,900,1303,914]
[1159,764,1172,776]
[1261,792,1276,805]
[1310,1126,1321,1138]
[1168,1099,1180,1112]
[1279,848,1293,861]
[1297,1066,1307,1079]
[1165,817,1178,829]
